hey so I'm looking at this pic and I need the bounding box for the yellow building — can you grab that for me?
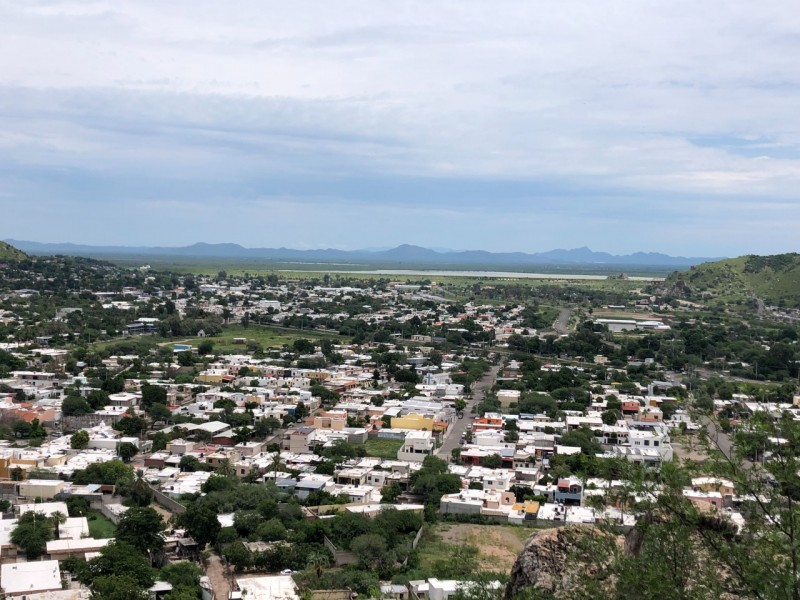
[390,413,436,431]
[198,369,226,384]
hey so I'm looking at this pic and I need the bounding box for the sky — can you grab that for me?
[1,1,800,257]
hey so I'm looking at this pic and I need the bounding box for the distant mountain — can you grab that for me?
[0,241,27,261]
[5,239,721,268]
[659,253,800,307]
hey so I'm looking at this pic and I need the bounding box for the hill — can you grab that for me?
[0,241,27,261]
[660,253,800,308]
[5,239,718,269]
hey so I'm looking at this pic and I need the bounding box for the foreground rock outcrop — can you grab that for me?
[504,525,622,600]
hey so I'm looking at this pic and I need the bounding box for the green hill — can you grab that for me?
[0,241,27,261]
[660,253,800,308]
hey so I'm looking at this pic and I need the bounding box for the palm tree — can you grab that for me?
[216,458,236,478]
[50,511,67,540]
[269,449,284,481]
[131,469,154,507]
[306,550,331,577]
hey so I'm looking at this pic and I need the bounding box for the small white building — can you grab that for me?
[397,431,435,462]
[0,560,62,597]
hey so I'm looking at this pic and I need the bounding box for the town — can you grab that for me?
[0,248,797,599]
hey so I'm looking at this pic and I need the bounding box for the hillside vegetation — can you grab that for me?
[0,241,27,261]
[660,253,800,308]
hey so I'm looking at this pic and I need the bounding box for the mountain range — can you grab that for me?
[4,240,721,267]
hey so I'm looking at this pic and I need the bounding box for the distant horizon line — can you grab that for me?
[4,238,727,260]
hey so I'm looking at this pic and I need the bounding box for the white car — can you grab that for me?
[281,569,293,575]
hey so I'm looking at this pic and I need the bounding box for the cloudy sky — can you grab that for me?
[1,1,799,256]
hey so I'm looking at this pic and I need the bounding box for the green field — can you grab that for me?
[87,323,346,354]
[87,511,117,538]
[172,324,345,353]
[363,438,404,459]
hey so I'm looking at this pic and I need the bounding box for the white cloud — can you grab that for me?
[1,0,800,253]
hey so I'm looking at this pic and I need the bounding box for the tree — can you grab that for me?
[91,575,150,600]
[480,454,503,469]
[150,431,169,452]
[63,395,94,416]
[295,401,309,421]
[232,426,251,445]
[223,541,252,572]
[115,507,165,559]
[147,403,172,424]
[28,417,46,439]
[11,511,54,558]
[307,550,331,577]
[351,534,388,572]
[160,561,202,589]
[601,409,621,426]
[130,471,154,507]
[71,429,90,450]
[197,340,214,356]
[117,413,147,437]
[73,459,134,487]
[88,541,155,589]
[179,455,205,472]
[177,504,221,548]
[140,384,167,409]
[118,442,139,462]
[256,518,287,542]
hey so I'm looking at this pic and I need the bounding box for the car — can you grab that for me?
[281,569,293,575]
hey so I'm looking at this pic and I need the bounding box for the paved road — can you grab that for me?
[437,364,501,459]
[701,416,735,460]
[553,308,571,335]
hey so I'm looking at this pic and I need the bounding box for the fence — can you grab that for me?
[151,485,187,514]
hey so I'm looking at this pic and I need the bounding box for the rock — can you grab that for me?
[504,525,622,600]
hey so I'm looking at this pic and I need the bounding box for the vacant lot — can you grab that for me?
[364,438,404,459]
[418,523,531,574]
[87,511,116,538]
[170,324,344,353]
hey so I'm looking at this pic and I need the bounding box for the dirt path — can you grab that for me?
[150,503,174,525]
[206,552,232,600]
[438,524,529,572]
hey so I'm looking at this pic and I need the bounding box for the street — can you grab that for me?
[553,308,571,335]
[437,364,501,459]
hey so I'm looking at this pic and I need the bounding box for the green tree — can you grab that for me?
[148,403,172,423]
[160,561,202,589]
[118,442,139,462]
[88,541,155,589]
[73,459,134,487]
[130,471,154,507]
[140,384,167,409]
[223,541,252,572]
[114,507,165,558]
[11,511,54,558]
[177,504,221,548]
[351,533,388,572]
[62,395,94,416]
[71,429,90,449]
[117,413,147,436]
[150,431,169,452]
[91,575,150,600]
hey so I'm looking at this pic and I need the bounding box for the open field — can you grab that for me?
[104,255,679,278]
[417,523,531,574]
[170,324,344,352]
[86,323,345,354]
[363,438,404,459]
[87,511,116,538]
